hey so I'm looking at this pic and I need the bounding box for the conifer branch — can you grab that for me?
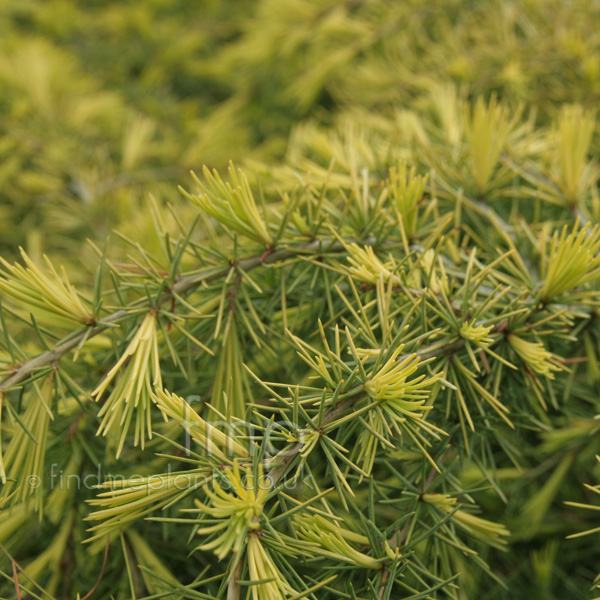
[0,237,375,396]
[227,554,243,600]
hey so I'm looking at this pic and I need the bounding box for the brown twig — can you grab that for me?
[0,544,22,600]
[80,536,111,600]
[227,552,244,600]
[0,237,371,397]
[11,557,20,600]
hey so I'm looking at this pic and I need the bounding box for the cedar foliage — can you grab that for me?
[1,1,600,599]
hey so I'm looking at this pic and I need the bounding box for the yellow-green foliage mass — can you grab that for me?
[0,1,600,599]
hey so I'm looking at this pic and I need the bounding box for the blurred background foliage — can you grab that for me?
[1,0,600,264]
